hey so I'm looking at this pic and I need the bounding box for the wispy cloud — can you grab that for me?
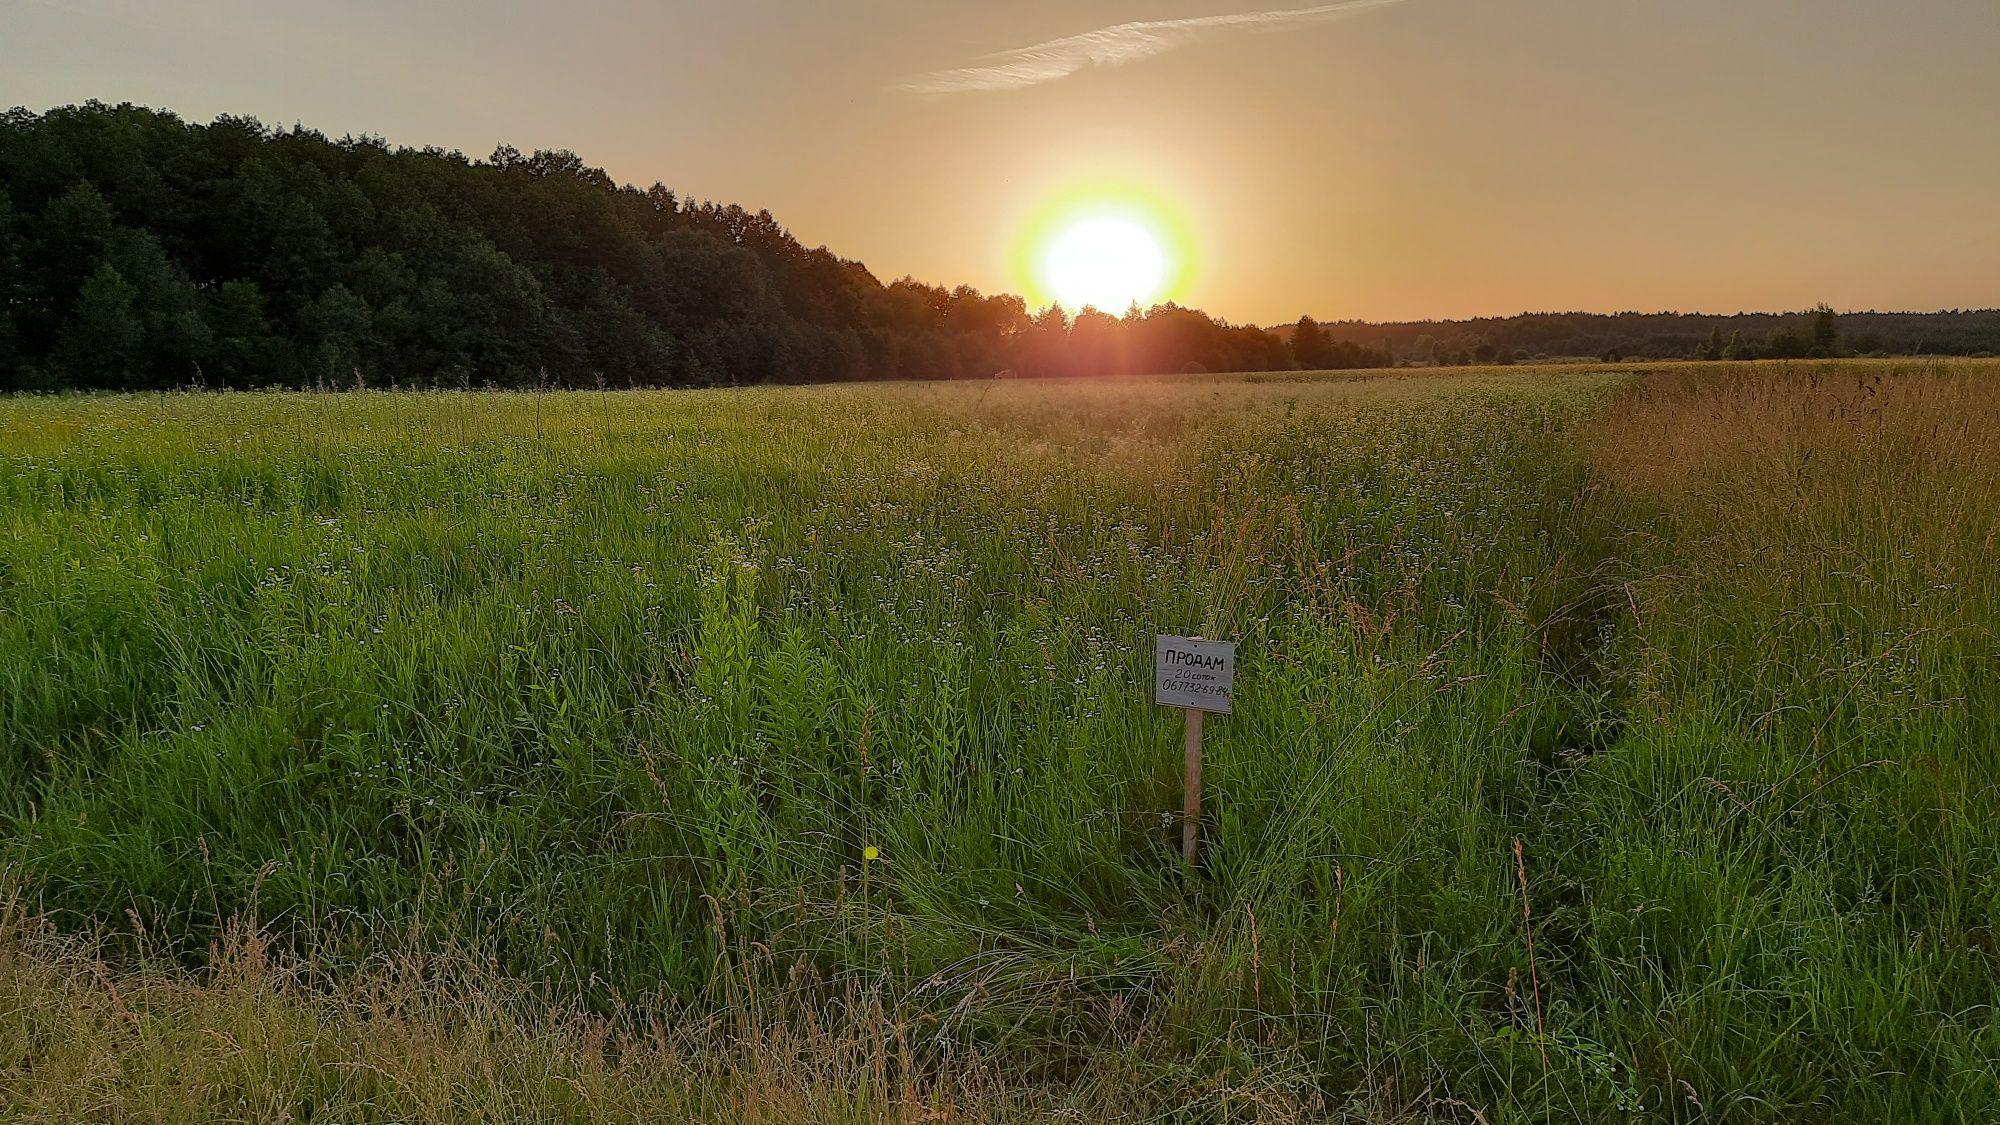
[899,0,1408,96]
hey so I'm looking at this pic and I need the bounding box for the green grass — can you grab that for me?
[1,362,1994,1121]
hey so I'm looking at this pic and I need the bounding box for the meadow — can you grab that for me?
[1,361,1995,1122]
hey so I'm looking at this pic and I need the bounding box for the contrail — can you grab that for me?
[898,0,1408,95]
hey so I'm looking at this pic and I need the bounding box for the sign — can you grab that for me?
[1155,635,1236,714]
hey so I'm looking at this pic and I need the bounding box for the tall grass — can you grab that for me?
[0,887,1139,1123]
[1,362,1993,1121]
[1573,362,2000,1119]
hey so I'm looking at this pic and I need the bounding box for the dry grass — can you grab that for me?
[1592,358,2000,506]
[0,901,1039,1123]
[1591,359,2000,683]
[0,889,1367,1124]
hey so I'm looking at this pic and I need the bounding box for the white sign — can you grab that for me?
[1155,636,1236,713]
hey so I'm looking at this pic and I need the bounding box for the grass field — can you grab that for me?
[2,362,1995,1122]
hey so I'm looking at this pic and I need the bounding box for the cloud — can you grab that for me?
[898,0,1409,96]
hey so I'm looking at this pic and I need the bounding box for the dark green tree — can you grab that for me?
[296,283,374,385]
[26,181,119,334]
[0,187,19,384]
[107,228,211,386]
[1292,315,1332,369]
[1766,326,1808,359]
[209,279,283,387]
[55,263,143,387]
[1811,303,1840,356]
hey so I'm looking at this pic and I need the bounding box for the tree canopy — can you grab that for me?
[0,103,1336,391]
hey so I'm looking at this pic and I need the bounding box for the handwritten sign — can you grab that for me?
[1155,636,1236,714]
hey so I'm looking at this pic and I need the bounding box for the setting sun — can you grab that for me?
[1042,216,1166,313]
[1017,189,1192,314]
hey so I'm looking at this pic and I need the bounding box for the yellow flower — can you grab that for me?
[862,846,880,862]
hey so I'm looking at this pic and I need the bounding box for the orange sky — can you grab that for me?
[6,0,1997,324]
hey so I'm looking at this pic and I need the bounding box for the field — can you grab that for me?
[2,361,1996,1122]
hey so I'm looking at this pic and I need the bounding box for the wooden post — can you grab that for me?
[1183,706,1203,868]
[1157,634,1231,873]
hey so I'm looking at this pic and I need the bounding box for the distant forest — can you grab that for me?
[1307,307,2000,367]
[2,103,1995,392]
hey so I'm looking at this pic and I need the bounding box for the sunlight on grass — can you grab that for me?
[2,362,1993,1121]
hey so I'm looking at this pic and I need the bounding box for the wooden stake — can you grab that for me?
[1183,706,1203,868]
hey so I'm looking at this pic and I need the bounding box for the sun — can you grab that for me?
[1016,187,1192,314]
[1042,216,1167,313]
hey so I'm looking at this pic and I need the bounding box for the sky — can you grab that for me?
[5,0,1998,324]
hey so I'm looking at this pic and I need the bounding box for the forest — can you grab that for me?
[0,102,1346,391]
[2,102,1993,392]
[1316,307,2000,366]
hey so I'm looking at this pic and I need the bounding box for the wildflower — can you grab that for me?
[862,846,880,862]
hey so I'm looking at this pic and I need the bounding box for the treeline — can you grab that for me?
[0,102,1375,392]
[1313,306,2000,365]
[3,104,1990,392]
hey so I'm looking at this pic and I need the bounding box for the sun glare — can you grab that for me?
[1017,188,1191,314]
[1043,217,1166,313]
